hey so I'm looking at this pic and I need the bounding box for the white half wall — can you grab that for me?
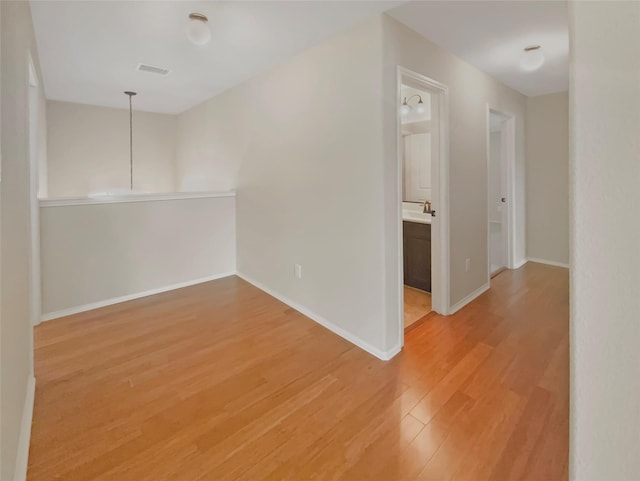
[526,92,569,265]
[46,100,178,197]
[40,194,236,318]
[570,1,640,479]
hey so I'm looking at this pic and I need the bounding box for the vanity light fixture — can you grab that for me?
[400,94,427,116]
[186,12,211,46]
[520,45,544,71]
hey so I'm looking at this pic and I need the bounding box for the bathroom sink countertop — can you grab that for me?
[402,202,432,224]
[403,211,432,224]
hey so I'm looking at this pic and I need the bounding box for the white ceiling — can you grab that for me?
[388,1,569,97]
[30,1,568,115]
[30,1,399,114]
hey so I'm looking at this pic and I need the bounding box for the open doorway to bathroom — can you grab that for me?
[398,68,449,333]
[401,83,434,328]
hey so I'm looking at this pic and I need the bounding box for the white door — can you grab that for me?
[488,114,508,274]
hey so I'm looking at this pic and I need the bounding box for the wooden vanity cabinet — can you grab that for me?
[403,221,431,292]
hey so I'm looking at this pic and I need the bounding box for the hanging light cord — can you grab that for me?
[124,91,137,190]
[129,94,133,190]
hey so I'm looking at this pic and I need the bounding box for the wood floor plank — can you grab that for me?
[28,264,568,481]
[409,343,493,425]
[404,285,433,328]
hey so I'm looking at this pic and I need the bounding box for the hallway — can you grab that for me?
[28,262,568,480]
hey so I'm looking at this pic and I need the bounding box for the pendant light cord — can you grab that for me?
[124,91,137,190]
[129,94,133,190]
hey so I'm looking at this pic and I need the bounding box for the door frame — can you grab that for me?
[397,66,450,346]
[486,106,516,284]
[28,52,42,328]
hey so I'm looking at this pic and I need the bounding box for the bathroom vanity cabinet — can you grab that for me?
[403,221,431,292]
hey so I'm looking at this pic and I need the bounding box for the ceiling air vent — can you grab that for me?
[136,63,171,76]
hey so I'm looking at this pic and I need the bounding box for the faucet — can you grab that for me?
[423,200,432,214]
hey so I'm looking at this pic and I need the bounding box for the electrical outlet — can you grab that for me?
[294,263,303,279]
[465,258,471,272]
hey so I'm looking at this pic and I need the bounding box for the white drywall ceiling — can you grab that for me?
[30,1,399,114]
[388,1,569,96]
[30,1,568,114]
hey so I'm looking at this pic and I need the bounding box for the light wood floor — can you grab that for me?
[404,286,432,328]
[29,262,568,481]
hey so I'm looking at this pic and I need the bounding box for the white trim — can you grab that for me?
[27,51,43,331]
[397,66,451,351]
[396,69,405,355]
[41,272,235,322]
[14,375,36,481]
[527,257,570,269]
[514,258,529,269]
[448,283,490,315]
[237,271,401,361]
[39,191,235,208]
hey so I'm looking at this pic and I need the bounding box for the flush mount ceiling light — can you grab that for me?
[400,94,427,116]
[520,45,544,72]
[186,12,211,46]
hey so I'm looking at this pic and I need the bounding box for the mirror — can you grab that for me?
[400,84,436,203]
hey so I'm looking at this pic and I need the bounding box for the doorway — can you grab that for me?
[397,67,450,336]
[487,108,515,278]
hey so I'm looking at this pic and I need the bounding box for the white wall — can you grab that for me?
[381,15,527,346]
[570,1,640,479]
[46,100,177,197]
[526,92,569,265]
[0,1,45,479]
[176,17,391,357]
[176,100,244,192]
[173,14,529,357]
[40,195,236,317]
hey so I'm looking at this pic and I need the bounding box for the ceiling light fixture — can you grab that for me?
[400,94,427,116]
[186,12,211,46]
[520,45,544,72]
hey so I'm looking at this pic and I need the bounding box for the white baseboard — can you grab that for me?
[527,257,570,269]
[384,344,402,360]
[236,271,400,361]
[14,375,35,481]
[41,272,236,322]
[448,282,490,315]
[514,258,528,269]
